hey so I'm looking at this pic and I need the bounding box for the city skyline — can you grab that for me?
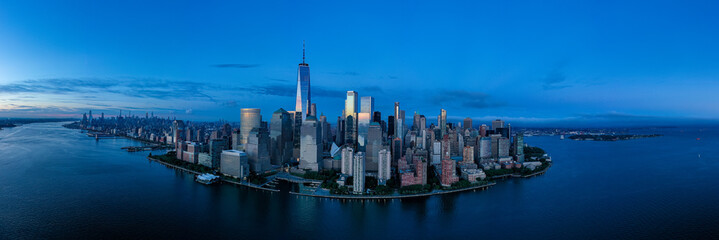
[1,1,718,127]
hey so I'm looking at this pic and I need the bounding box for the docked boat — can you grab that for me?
[196,173,220,185]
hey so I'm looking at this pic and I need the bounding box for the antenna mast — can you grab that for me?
[302,40,306,64]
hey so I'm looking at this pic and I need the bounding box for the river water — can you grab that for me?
[1,122,718,239]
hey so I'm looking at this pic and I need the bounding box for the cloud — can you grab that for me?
[185,109,193,114]
[237,84,344,99]
[542,61,572,90]
[211,64,261,69]
[222,100,239,108]
[360,86,384,93]
[575,111,660,121]
[0,78,214,101]
[431,90,504,109]
[266,78,290,82]
[329,71,360,76]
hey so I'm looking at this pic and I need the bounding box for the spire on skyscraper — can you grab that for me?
[302,40,305,64]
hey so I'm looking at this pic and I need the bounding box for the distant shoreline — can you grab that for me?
[568,134,662,141]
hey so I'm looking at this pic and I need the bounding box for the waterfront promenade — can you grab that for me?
[147,154,551,200]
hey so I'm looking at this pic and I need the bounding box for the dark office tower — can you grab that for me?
[372,111,382,123]
[221,123,232,138]
[292,111,303,160]
[365,122,382,172]
[492,119,505,130]
[295,41,311,122]
[392,137,402,166]
[413,112,420,131]
[270,108,293,165]
[464,117,473,130]
[496,127,509,138]
[507,123,512,142]
[399,110,405,135]
[335,117,345,146]
[380,120,387,137]
[246,122,270,172]
[309,103,317,117]
[231,129,241,150]
[480,124,487,137]
[387,116,395,137]
[344,115,356,148]
[439,109,447,137]
[319,114,331,151]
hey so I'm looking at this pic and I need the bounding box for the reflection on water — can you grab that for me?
[1,122,719,239]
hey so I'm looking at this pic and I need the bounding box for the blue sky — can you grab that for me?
[0,0,718,126]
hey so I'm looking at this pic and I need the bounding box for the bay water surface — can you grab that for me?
[1,122,718,239]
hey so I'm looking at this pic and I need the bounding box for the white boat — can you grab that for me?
[196,173,220,185]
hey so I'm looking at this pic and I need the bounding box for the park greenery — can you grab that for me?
[149,151,214,174]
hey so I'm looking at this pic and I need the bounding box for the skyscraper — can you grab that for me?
[172,120,185,144]
[394,102,403,140]
[357,96,374,151]
[295,42,311,121]
[231,129,241,150]
[270,108,293,165]
[513,133,525,162]
[299,116,322,171]
[345,91,358,118]
[240,108,261,147]
[344,91,358,146]
[246,122,270,172]
[353,152,365,194]
[341,146,354,175]
[492,119,505,130]
[439,109,447,137]
[378,148,391,183]
[463,117,473,130]
[365,122,382,172]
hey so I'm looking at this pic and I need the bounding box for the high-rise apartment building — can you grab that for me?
[353,152,365,194]
[341,146,354,175]
[378,148,391,183]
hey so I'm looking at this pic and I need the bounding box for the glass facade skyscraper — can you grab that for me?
[240,108,262,148]
[295,44,311,121]
[357,96,374,151]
